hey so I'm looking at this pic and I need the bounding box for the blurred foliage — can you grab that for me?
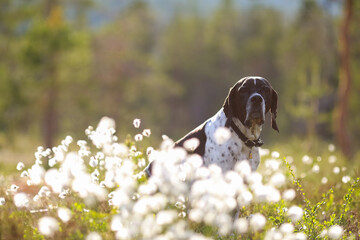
[0,0,360,156]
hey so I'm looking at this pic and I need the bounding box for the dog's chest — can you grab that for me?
[203,110,260,172]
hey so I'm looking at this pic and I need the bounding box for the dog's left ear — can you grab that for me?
[270,89,279,132]
[223,85,237,120]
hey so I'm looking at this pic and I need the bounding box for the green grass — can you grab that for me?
[1,135,360,240]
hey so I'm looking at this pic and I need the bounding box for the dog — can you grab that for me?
[145,76,278,176]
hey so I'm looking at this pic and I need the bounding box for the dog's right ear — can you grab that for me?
[270,89,279,132]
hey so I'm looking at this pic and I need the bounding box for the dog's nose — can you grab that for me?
[251,95,263,104]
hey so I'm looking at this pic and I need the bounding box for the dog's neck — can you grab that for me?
[231,117,262,141]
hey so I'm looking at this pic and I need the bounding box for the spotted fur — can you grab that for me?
[145,76,278,176]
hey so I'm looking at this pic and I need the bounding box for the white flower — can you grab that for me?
[312,164,320,173]
[271,151,280,158]
[183,138,200,151]
[302,155,312,165]
[0,197,5,205]
[133,118,141,128]
[287,205,303,222]
[342,175,351,184]
[142,129,151,137]
[333,166,340,174]
[280,223,294,235]
[235,160,252,177]
[38,186,51,197]
[89,157,99,167]
[237,190,253,207]
[328,225,343,239]
[292,232,307,240]
[282,189,296,202]
[328,144,336,152]
[156,210,177,225]
[10,184,19,192]
[270,172,286,187]
[328,155,337,163]
[189,209,203,223]
[264,228,282,240]
[320,230,328,238]
[86,232,102,240]
[249,213,266,232]
[28,164,45,185]
[57,207,72,223]
[134,134,143,142]
[234,218,248,234]
[213,127,231,144]
[259,148,270,156]
[16,162,25,171]
[38,216,59,237]
[14,193,29,208]
[20,171,29,177]
[264,159,280,172]
[321,177,328,184]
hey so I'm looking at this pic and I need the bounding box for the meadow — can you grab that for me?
[0,117,359,240]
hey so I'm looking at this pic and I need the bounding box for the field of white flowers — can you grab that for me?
[1,117,359,240]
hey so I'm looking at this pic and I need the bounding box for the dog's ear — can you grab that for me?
[270,89,279,132]
[223,84,238,124]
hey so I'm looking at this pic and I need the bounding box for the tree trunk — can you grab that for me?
[43,0,60,149]
[335,0,353,157]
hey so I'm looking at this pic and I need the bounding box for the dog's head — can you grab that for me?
[223,76,279,132]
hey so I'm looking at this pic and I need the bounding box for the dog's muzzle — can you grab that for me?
[245,93,265,126]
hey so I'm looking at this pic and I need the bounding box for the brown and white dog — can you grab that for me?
[146,76,278,176]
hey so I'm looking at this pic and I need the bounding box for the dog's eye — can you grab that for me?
[260,86,270,94]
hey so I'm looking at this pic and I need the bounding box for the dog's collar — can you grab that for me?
[225,118,264,148]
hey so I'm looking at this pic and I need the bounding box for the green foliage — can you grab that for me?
[0,0,360,152]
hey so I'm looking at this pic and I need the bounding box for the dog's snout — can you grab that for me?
[251,94,263,104]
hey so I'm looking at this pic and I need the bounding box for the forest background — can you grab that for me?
[1,0,359,169]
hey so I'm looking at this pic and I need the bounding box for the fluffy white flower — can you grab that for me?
[271,151,280,158]
[134,134,143,142]
[287,205,303,222]
[156,210,177,225]
[133,118,141,128]
[250,213,266,232]
[264,228,282,240]
[280,223,294,235]
[28,164,45,185]
[312,164,320,173]
[142,129,151,137]
[342,175,351,184]
[235,160,252,177]
[0,197,5,205]
[292,232,307,240]
[14,193,29,208]
[86,232,102,240]
[328,144,336,152]
[183,138,200,151]
[328,225,343,239]
[328,155,337,163]
[264,159,281,172]
[16,162,25,171]
[10,184,19,192]
[282,189,296,202]
[333,166,340,174]
[213,127,231,144]
[321,177,328,184]
[20,170,29,177]
[234,218,248,234]
[270,172,286,187]
[302,155,312,165]
[38,216,59,237]
[58,207,72,223]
